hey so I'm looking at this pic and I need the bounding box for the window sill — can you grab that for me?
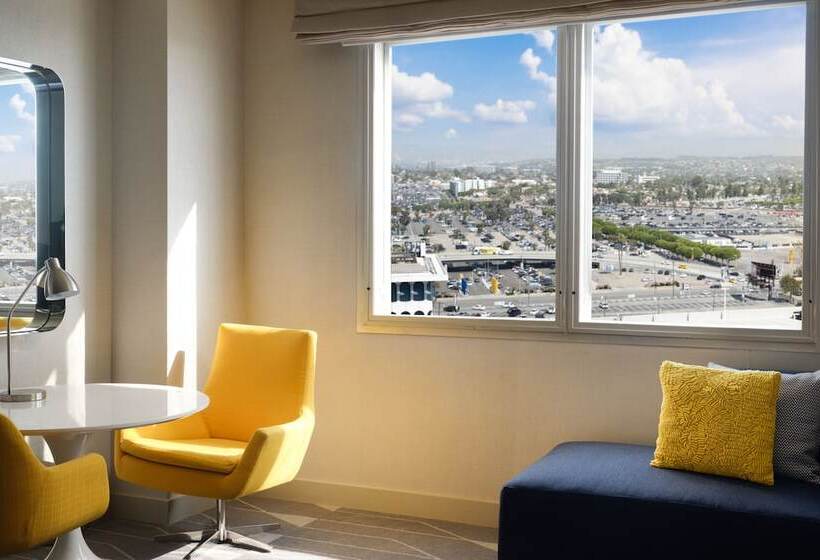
[357,314,819,353]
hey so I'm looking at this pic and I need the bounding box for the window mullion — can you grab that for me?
[557,23,593,333]
[805,0,819,341]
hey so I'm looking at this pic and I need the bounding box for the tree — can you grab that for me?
[780,274,803,300]
[501,240,512,251]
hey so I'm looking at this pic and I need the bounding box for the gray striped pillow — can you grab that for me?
[709,362,820,485]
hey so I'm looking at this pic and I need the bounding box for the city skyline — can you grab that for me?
[392,4,806,164]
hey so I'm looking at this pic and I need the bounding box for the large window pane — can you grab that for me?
[387,30,558,320]
[587,4,806,330]
[0,75,36,305]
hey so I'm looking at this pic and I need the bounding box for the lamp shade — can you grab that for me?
[37,257,80,301]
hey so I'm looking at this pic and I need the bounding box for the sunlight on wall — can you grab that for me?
[168,204,197,390]
[65,311,86,384]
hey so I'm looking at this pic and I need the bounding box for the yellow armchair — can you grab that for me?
[0,414,109,556]
[114,323,316,556]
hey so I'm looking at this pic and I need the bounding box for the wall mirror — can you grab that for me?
[0,57,64,333]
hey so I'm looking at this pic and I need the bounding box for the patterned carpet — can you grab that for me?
[5,496,498,560]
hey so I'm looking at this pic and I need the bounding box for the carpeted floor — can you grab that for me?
[4,496,498,559]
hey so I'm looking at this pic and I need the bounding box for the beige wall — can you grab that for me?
[0,0,113,456]
[244,0,820,522]
[111,0,243,389]
[168,0,245,390]
[112,0,168,386]
[109,0,244,519]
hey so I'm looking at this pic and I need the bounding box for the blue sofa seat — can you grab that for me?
[499,441,820,558]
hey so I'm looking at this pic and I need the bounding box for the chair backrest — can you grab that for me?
[0,414,42,537]
[203,323,316,441]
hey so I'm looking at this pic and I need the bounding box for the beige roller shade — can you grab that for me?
[292,0,754,44]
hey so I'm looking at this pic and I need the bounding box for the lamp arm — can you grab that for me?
[5,266,45,396]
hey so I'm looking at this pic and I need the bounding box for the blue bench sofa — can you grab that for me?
[499,441,820,558]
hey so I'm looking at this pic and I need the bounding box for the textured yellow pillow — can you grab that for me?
[651,361,780,485]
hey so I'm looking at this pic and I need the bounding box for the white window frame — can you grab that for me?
[358,0,820,351]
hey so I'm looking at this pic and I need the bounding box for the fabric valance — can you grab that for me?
[292,0,751,44]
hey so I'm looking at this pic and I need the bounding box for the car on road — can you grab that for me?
[472,304,486,311]
[443,305,459,312]
[507,307,522,317]
[696,274,706,280]
[701,290,710,295]
[546,304,556,314]
[599,302,610,310]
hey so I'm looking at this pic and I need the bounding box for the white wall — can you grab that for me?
[0,0,113,457]
[243,0,820,524]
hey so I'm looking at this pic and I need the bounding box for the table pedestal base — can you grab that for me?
[43,432,105,560]
[44,527,103,560]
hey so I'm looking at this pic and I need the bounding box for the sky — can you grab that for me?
[391,4,806,164]
[0,78,36,183]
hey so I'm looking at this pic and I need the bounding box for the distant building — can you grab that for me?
[391,242,448,316]
[637,174,660,184]
[594,168,628,185]
[449,177,489,196]
[684,234,734,247]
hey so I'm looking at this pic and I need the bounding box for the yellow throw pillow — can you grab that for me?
[651,360,780,485]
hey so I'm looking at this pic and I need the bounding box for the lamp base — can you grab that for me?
[0,388,46,402]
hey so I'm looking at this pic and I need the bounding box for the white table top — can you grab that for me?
[0,383,209,435]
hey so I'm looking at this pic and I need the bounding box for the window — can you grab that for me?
[366,1,817,343]
[0,74,36,303]
[584,5,807,331]
[382,30,559,321]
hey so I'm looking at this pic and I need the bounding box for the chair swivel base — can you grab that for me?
[154,499,279,558]
[156,527,278,558]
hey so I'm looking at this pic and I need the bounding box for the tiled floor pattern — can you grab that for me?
[5,496,498,560]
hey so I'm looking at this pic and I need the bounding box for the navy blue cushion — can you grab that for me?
[499,442,820,559]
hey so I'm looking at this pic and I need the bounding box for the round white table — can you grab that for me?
[0,383,209,560]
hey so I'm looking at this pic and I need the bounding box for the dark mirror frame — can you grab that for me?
[0,57,65,333]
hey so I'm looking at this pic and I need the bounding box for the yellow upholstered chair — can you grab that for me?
[114,323,316,556]
[0,414,109,555]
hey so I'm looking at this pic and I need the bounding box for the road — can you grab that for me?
[434,288,788,319]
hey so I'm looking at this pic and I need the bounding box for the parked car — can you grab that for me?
[507,307,522,317]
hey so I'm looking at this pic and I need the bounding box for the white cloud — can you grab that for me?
[520,48,557,105]
[697,37,751,49]
[392,65,468,128]
[771,114,804,133]
[396,101,470,128]
[591,24,751,135]
[21,81,35,96]
[695,44,804,132]
[528,30,555,51]
[392,65,453,103]
[444,128,458,139]
[413,101,469,121]
[396,112,424,127]
[0,135,21,153]
[9,93,34,124]
[474,99,536,124]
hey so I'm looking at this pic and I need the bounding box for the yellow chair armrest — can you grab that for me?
[231,408,315,497]
[28,454,109,548]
